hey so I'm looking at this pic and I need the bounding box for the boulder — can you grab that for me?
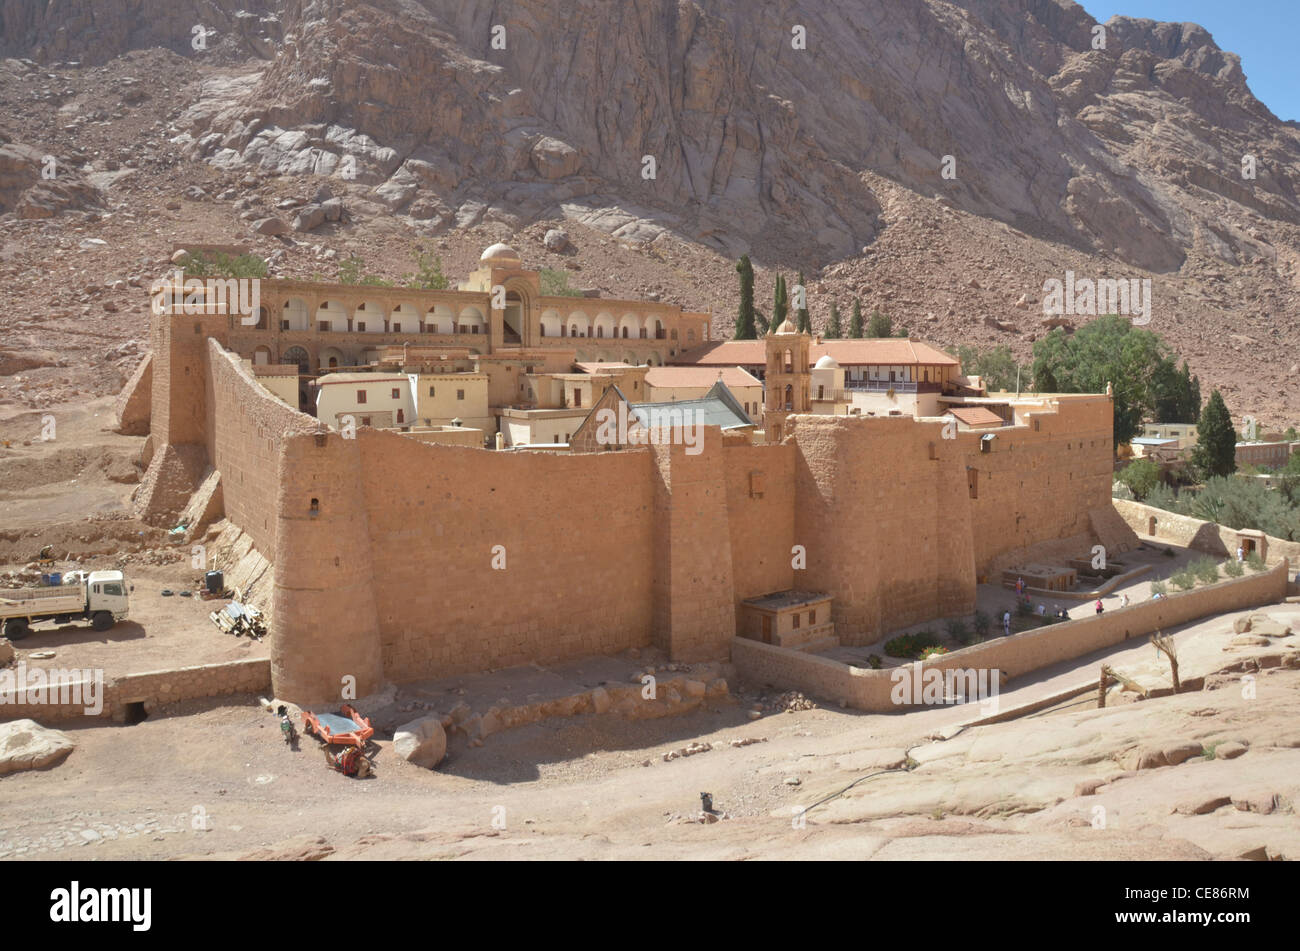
[1232,613,1291,637]
[292,204,326,232]
[393,715,447,769]
[321,197,343,222]
[0,720,75,775]
[0,636,13,667]
[251,216,289,236]
[530,137,581,179]
[543,228,570,251]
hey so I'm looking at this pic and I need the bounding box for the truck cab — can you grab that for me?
[87,570,130,622]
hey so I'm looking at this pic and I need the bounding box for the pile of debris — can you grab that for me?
[765,691,817,713]
[208,601,267,639]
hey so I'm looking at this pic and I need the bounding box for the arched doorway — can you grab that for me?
[281,346,311,374]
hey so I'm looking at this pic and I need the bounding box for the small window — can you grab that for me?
[429,386,435,397]
[397,409,404,424]
[357,321,366,332]
[792,612,800,629]
[102,583,124,597]
[457,389,465,400]
[809,609,816,625]
[391,388,400,400]
[357,390,367,404]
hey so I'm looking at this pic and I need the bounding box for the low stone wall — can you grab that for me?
[732,560,1289,712]
[0,657,271,725]
[1114,498,1300,568]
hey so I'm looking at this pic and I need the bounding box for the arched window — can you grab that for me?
[784,384,793,411]
[784,349,793,373]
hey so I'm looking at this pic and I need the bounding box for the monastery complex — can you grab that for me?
[120,243,1137,704]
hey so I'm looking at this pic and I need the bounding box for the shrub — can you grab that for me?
[407,246,449,289]
[182,250,267,279]
[944,618,970,641]
[1170,568,1196,591]
[1223,558,1245,578]
[1245,552,1267,572]
[1015,598,1034,617]
[919,646,949,660]
[1190,557,1221,585]
[1117,458,1161,500]
[867,654,882,670]
[1150,580,1169,597]
[884,632,934,659]
[539,267,584,297]
[972,611,991,637]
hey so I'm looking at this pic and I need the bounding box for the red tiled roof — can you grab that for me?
[644,366,760,389]
[673,339,959,368]
[947,407,1005,428]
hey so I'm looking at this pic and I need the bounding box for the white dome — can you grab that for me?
[814,354,839,369]
[480,242,521,265]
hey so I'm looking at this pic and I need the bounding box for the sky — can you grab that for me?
[1079,0,1298,121]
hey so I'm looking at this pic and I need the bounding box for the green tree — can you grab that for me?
[734,255,757,339]
[772,274,788,330]
[795,271,811,333]
[1191,390,1237,479]
[1117,458,1161,500]
[1031,315,1184,447]
[849,299,864,338]
[1151,359,1200,423]
[954,345,1023,392]
[755,308,769,336]
[824,300,843,339]
[866,309,892,338]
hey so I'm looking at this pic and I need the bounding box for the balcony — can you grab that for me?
[847,380,917,394]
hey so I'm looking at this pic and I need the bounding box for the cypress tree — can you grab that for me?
[734,255,756,339]
[824,301,843,339]
[867,308,892,338]
[773,274,788,329]
[849,298,864,338]
[795,271,811,333]
[1192,389,1236,479]
[755,308,769,336]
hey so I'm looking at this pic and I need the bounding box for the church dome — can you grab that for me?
[480,242,522,266]
[814,354,839,369]
[774,317,797,335]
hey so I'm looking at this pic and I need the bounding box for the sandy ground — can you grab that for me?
[2,602,1295,861]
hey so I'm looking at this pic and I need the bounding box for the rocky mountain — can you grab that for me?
[0,0,1297,425]
[166,0,1300,271]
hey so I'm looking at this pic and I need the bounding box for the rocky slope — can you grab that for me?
[0,0,1297,426]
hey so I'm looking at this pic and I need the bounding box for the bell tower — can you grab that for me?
[764,317,811,442]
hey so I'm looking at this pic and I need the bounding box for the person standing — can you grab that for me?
[1237,545,1245,563]
[1003,610,1012,637]
[1095,598,1104,615]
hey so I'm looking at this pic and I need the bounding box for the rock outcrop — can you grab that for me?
[0,720,75,775]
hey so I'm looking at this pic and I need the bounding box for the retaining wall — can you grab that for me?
[0,657,271,725]
[732,560,1289,711]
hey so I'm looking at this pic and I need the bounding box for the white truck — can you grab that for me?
[0,570,131,640]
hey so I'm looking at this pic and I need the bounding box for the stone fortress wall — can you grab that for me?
[140,301,1125,705]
